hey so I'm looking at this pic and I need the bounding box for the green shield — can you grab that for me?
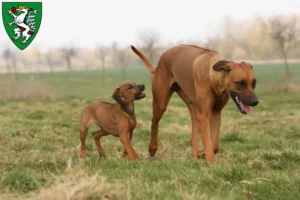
[2,2,42,50]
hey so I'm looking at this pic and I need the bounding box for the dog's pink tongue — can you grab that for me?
[240,101,252,114]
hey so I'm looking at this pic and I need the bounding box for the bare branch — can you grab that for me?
[61,46,77,70]
[269,15,300,81]
[138,30,160,64]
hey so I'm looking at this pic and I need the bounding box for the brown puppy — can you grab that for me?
[131,45,258,163]
[79,82,145,160]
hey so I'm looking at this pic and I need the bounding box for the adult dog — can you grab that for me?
[79,82,145,160]
[131,45,258,163]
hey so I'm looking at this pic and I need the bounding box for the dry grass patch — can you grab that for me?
[0,169,128,200]
[163,123,190,133]
[0,79,55,101]
[267,81,299,94]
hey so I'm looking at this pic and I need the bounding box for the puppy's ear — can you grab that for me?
[112,88,123,104]
[212,60,232,72]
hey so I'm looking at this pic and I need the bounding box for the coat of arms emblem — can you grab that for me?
[2,2,42,50]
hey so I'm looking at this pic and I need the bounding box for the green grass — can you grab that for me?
[0,63,300,199]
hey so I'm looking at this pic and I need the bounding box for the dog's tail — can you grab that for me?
[131,45,156,74]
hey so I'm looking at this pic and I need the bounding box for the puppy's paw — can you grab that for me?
[197,151,205,159]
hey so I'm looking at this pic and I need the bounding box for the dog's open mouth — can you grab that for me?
[231,92,251,114]
[135,93,145,100]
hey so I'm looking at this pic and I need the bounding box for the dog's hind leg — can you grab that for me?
[93,130,109,157]
[149,72,174,157]
[80,127,88,159]
[79,109,95,159]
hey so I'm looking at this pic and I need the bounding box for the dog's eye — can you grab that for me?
[128,85,133,89]
[235,80,246,88]
[252,79,256,89]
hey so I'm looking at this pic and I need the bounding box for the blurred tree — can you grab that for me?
[270,15,300,82]
[206,36,222,51]
[206,16,241,59]
[20,56,28,72]
[111,41,118,52]
[82,49,94,69]
[35,49,42,76]
[45,50,54,72]
[61,46,77,70]
[2,48,18,80]
[219,16,238,59]
[2,48,11,74]
[11,52,18,80]
[97,45,109,82]
[138,30,160,64]
[22,48,42,76]
[111,42,128,81]
[243,17,273,60]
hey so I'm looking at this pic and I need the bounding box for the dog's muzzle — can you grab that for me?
[231,92,259,114]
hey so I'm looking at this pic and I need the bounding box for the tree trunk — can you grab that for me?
[49,64,54,72]
[101,58,106,82]
[66,57,71,70]
[84,61,90,70]
[12,58,19,82]
[48,60,54,72]
[122,66,126,81]
[36,63,41,78]
[5,59,10,74]
[283,54,292,82]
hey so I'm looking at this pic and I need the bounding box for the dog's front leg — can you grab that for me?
[196,88,216,163]
[120,131,137,160]
[197,111,215,163]
[93,130,109,157]
[195,90,216,163]
[198,111,221,158]
[122,132,133,158]
[210,111,221,154]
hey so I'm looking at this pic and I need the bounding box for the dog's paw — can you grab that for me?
[148,146,157,157]
[197,151,217,163]
[100,153,106,157]
[80,149,88,159]
[99,153,106,158]
[122,150,128,158]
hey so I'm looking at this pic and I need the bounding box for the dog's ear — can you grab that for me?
[241,61,253,69]
[212,60,232,72]
[112,88,123,104]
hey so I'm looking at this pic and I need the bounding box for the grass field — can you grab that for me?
[0,63,300,200]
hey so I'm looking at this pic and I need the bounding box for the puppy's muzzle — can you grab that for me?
[135,84,146,100]
[139,84,145,91]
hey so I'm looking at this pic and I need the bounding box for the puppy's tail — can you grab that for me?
[131,45,156,74]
